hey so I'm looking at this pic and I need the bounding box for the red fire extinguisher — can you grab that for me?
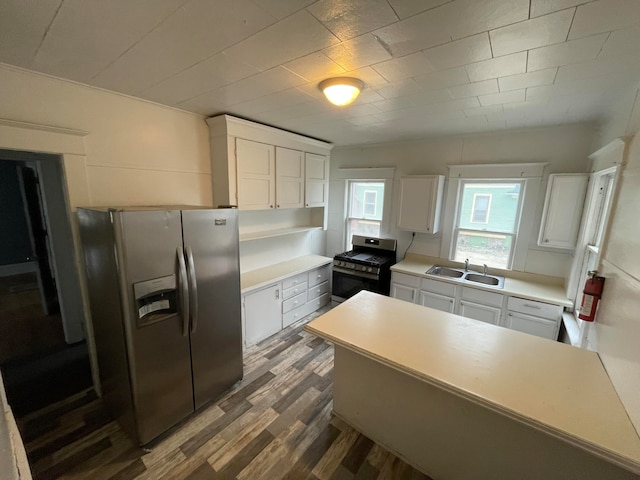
[578,271,605,322]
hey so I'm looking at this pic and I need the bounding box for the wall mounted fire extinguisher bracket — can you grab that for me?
[578,270,605,322]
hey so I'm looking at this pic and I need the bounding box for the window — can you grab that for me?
[470,194,491,223]
[453,181,524,269]
[346,180,384,249]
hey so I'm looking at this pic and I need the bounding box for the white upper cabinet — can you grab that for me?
[397,175,445,233]
[305,153,329,208]
[236,138,276,210]
[538,173,588,249]
[276,147,304,209]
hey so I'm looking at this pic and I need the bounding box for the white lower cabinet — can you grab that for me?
[243,264,331,347]
[391,270,564,340]
[243,283,282,346]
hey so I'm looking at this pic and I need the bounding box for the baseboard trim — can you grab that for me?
[0,262,37,277]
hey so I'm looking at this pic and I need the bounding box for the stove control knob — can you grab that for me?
[338,261,344,267]
[367,267,372,273]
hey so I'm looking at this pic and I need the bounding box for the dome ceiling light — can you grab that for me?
[318,77,365,106]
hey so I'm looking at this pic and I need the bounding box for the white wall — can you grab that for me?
[587,82,640,434]
[328,124,595,279]
[0,64,211,207]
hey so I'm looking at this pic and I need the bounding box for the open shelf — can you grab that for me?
[239,226,322,242]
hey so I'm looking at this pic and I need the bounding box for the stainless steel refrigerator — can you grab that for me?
[77,207,242,445]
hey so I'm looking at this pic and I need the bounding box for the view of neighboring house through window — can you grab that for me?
[346,180,384,249]
[453,181,523,269]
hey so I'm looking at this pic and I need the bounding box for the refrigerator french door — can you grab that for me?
[78,207,242,445]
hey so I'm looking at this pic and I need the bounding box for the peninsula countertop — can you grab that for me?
[305,291,640,475]
[391,253,572,308]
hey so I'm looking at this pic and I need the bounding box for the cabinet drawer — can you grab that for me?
[391,272,420,288]
[282,304,309,328]
[283,282,307,300]
[283,273,307,290]
[505,312,559,340]
[507,297,563,320]
[282,291,307,314]
[308,280,329,301]
[308,265,330,287]
[420,278,457,297]
[461,287,504,308]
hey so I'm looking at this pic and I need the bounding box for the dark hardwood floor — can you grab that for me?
[17,307,432,480]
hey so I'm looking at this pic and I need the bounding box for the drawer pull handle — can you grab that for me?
[523,304,541,309]
[317,274,322,278]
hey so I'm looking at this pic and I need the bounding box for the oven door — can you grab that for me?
[332,267,383,302]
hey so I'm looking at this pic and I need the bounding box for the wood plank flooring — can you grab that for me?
[17,307,433,480]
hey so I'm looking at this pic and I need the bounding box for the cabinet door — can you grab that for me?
[276,147,304,209]
[398,176,444,233]
[418,290,455,313]
[243,284,282,346]
[538,173,588,249]
[391,282,417,303]
[459,300,502,325]
[236,138,276,210]
[505,311,559,340]
[305,153,328,207]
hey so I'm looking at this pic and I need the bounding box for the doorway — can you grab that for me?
[0,151,92,416]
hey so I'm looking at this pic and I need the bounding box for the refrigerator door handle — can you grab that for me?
[186,246,199,334]
[177,247,189,337]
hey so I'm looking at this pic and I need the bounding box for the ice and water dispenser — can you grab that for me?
[133,275,178,326]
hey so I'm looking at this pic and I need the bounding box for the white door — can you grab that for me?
[459,300,502,325]
[391,283,417,303]
[305,153,328,207]
[243,283,282,346]
[276,147,304,209]
[236,138,275,210]
[504,312,559,340]
[418,290,455,313]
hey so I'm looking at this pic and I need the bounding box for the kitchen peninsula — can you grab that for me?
[305,291,640,480]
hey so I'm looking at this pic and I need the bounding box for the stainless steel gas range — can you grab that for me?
[331,235,397,303]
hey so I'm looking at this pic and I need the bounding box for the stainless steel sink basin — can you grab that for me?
[426,265,464,278]
[464,273,505,288]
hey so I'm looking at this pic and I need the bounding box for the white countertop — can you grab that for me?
[392,253,572,308]
[241,254,332,293]
[305,291,640,474]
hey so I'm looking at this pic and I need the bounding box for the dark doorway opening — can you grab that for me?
[0,152,92,416]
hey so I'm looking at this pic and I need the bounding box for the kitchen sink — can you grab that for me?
[425,265,464,278]
[426,265,505,288]
[464,273,504,288]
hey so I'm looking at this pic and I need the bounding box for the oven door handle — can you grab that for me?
[333,266,380,280]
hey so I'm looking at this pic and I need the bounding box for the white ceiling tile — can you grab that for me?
[373,89,452,111]
[343,66,390,88]
[252,0,316,19]
[598,25,640,60]
[530,0,591,18]
[31,0,186,82]
[0,0,62,67]
[569,0,640,39]
[527,33,608,71]
[479,89,526,106]
[323,33,392,71]
[373,78,424,99]
[226,88,312,115]
[443,0,530,40]
[91,0,275,94]
[498,68,557,92]
[307,0,399,41]
[414,66,470,91]
[370,8,451,57]
[223,10,339,72]
[140,52,259,105]
[422,33,492,71]
[464,104,504,117]
[371,52,435,82]
[284,52,346,82]
[466,52,527,82]
[386,0,453,19]
[490,9,575,57]
[449,79,499,99]
[555,56,640,83]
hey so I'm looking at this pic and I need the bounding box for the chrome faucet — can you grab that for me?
[464,258,469,271]
[483,264,488,275]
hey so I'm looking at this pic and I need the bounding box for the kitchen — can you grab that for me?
[1,1,640,479]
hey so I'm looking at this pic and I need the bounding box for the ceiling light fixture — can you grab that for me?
[318,77,364,106]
